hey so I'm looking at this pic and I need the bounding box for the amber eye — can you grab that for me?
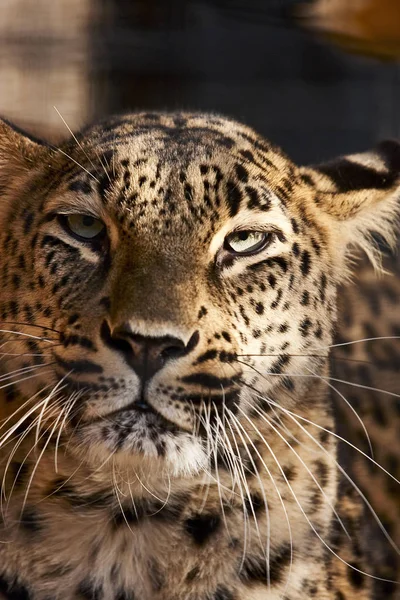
[225,230,273,256]
[59,214,106,242]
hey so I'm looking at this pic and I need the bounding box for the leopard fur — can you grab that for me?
[333,249,400,598]
[0,112,399,600]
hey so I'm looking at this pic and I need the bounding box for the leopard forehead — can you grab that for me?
[47,112,326,268]
[56,111,302,223]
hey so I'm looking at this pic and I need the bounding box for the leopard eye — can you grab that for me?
[225,230,273,256]
[59,214,106,242]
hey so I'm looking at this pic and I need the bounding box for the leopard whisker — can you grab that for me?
[197,405,215,512]
[246,396,400,565]
[306,365,374,459]
[236,356,400,400]
[245,399,349,538]
[221,410,251,572]
[326,335,400,349]
[0,377,62,438]
[133,468,172,510]
[0,320,62,336]
[54,391,82,473]
[0,370,54,394]
[235,404,398,586]
[227,408,294,593]
[223,407,268,558]
[200,402,229,528]
[240,377,400,488]
[236,353,376,366]
[322,374,400,400]
[0,362,51,384]
[53,107,100,184]
[4,399,61,515]
[197,415,242,503]
[95,149,112,185]
[55,105,112,189]
[1,408,49,513]
[126,478,140,523]
[239,356,374,461]
[220,400,244,501]
[19,399,68,520]
[0,328,57,343]
[34,373,72,451]
[187,399,198,439]
[211,407,233,536]
[283,403,400,558]
[0,351,61,359]
[215,368,251,504]
[143,479,172,517]
[112,456,137,534]
[0,376,68,456]
[55,147,100,184]
[226,407,272,589]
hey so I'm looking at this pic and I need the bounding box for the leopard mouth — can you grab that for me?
[61,375,180,432]
[92,396,181,433]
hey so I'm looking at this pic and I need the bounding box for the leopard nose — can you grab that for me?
[101,321,199,381]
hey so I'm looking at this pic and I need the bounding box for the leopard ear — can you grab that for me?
[301,141,400,269]
[0,118,48,192]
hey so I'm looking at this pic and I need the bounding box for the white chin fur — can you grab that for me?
[74,427,209,480]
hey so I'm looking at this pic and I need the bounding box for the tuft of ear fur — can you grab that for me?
[0,118,44,165]
[0,119,49,212]
[301,141,400,272]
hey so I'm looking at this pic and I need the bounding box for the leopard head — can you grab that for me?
[0,113,398,479]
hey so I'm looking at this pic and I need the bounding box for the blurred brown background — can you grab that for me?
[1,0,400,164]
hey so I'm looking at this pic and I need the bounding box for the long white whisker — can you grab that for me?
[237,403,399,583]
[20,400,67,519]
[0,329,54,343]
[0,379,62,448]
[133,470,172,510]
[246,400,349,538]
[55,148,100,183]
[53,106,101,181]
[326,336,400,349]
[249,389,400,488]
[0,370,54,394]
[210,405,231,536]
[112,456,136,535]
[228,408,293,595]
[238,358,400,400]
[254,395,400,558]
[226,408,271,583]
[54,392,81,473]
[0,363,50,385]
[306,366,374,459]
[34,373,73,450]
[4,400,61,516]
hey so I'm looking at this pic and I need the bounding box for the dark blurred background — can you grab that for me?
[1,0,400,163]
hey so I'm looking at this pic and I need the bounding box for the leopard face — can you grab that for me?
[0,112,398,480]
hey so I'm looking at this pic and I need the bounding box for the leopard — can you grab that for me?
[0,111,399,600]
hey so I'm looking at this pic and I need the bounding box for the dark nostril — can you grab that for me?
[160,342,186,361]
[100,320,132,355]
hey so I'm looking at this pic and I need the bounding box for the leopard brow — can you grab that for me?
[42,195,107,220]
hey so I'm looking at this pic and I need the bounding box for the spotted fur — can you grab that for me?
[0,112,399,600]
